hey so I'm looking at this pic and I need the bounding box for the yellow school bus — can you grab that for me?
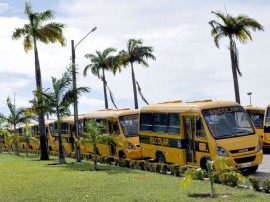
[49,116,84,153]
[83,108,142,159]
[244,105,265,148]
[139,100,262,172]
[264,104,270,148]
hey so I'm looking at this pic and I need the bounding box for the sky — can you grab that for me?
[0,0,270,117]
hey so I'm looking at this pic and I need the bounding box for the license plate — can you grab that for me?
[242,163,251,168]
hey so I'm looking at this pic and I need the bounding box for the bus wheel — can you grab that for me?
[246,166,258,173]
[156,153,166,164]
[119,151,126,159]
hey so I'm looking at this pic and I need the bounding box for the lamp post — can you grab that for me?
[247,92,252,106]
[71,26,97,162]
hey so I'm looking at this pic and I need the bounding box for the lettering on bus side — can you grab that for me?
[208,107,239,115]
[140,135,183,148]
[150,136,169,146]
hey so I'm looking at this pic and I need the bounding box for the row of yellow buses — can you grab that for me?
[2,100,269,173]
[13,108,143,160]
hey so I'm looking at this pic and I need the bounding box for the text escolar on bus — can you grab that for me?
[139,99,262,173]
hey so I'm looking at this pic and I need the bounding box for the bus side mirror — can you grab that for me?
[196,117,201,130]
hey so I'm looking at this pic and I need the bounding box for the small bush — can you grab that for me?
[262,178,270,193]
[179,166,189,177]
[248,175,260,191]
[136,160,146,170]
[105,156,114,164]
[161,164,168,174]
[219,171,238,187]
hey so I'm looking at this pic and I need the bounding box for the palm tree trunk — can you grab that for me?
[130,62,139,109]
[94,145,97,170]
[57,113,66,164]
[33,38,49,160]
[26,142,29,158]
[102,68,109,109]
[14,141,19,156]
[229,38,241,104]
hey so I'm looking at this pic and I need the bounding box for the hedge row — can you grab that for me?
[2,149,270,193]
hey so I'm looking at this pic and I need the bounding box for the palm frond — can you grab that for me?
[136,81,149,105]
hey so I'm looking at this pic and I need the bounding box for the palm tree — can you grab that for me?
[209,11,263,104]
[0,114,7,153]
[83,48,119,109]
[21,123,38,158]
[119,39,155,109]
[42,69,89,164]
[4,96,33,156]
[83,119,118,170]
[12,0,66,160]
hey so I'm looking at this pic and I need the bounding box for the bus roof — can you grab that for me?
[243,105,265,111]
[140,100,240,113]
[84,108,139,119]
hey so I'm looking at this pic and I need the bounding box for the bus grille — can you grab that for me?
[234,156,256,164]
[230,147,255,154]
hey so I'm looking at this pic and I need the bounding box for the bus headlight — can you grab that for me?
[258,141,262,152]
[215,146,228,156]
[127,142,135,150]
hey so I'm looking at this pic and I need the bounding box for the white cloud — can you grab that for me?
[1,0,270,116]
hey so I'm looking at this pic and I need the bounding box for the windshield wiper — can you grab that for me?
[231,130,252,136]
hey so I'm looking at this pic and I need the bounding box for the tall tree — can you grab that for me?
[4,96,33,156]
[119,39,155,109]
[42,68,89,164]
[209,11,263,104]
[83,119,118,170]
[12,0,66,160]
[83,48,119,109]
[0,114,7,153]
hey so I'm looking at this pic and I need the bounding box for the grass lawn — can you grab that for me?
[0,153,269,202]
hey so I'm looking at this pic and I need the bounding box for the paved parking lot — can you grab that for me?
[251,149,270,179]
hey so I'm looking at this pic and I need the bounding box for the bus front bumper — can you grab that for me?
[225,150,263,169]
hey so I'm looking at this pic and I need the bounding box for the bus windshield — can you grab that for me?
[202,106,255,139]
[266,108,270,124]
[246,110,264,128]
[119,114,139,137]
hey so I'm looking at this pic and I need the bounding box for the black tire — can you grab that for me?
[119,151,126,159]
[246,166,258,173]
[156,153,166,164]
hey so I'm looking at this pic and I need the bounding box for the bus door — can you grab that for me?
[108,120,120,155]
[184,116,196,165]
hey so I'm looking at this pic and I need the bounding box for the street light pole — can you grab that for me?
[247,92,252,106]
[71,26,97,162]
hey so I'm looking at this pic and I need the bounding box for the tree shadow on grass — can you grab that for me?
[45,160,143,175]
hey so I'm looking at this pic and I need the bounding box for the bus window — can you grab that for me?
[119,114,139,137]
[196,117,206,139]
[109,121,120,135]
[153,113,167,133]
[140,113,153,132]
[49,123,55,135]
[266,109,270,124]
[202,106,255,139]
[168,113,180,135]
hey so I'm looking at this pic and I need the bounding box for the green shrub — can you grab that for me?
[179,166,189,177]
[248,175,260,191]
[262,178,270,193]
[161,164,168,174]
[219,171,238,187]
[168,165,175,175]
[136,160,146,170]
[129,160,136,169]
[105,156,114,164]
[114,157,119,166]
